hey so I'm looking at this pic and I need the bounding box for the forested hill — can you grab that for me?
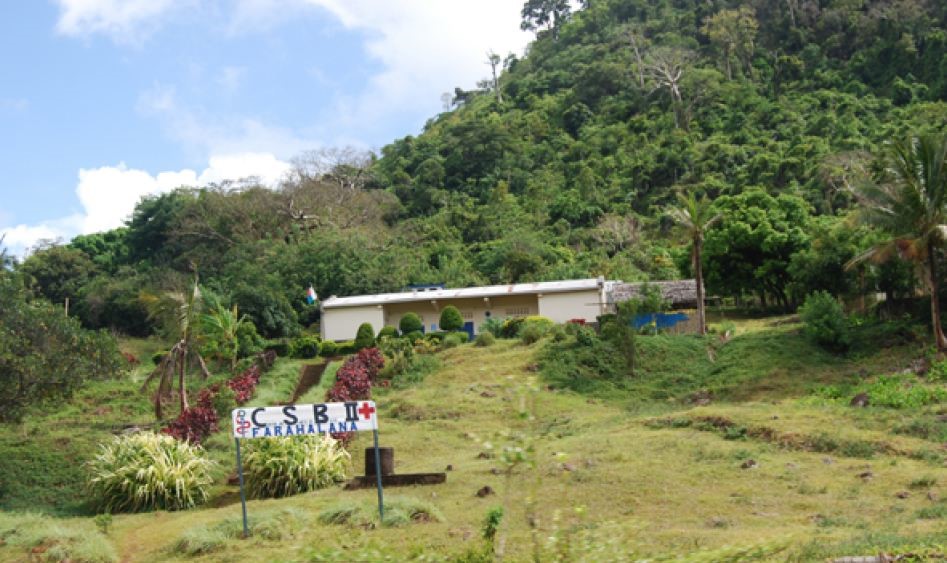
[9,0,947,338]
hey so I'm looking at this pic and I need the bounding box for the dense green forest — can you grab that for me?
[6,0,947,339]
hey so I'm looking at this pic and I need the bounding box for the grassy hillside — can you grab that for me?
[2,321,947,561]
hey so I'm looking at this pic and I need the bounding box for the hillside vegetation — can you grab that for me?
[10,0,947,341]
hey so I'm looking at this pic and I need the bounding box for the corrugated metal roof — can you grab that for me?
[321,278,608,309]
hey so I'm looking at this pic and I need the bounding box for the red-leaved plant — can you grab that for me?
[228,364,261,404]
[162,388,219,444]
[325,347,384,444]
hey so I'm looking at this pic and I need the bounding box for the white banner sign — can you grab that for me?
[232,401,377,439]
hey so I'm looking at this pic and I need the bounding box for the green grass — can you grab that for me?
[3,324,947,560]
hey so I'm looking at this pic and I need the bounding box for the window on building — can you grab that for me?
[505,307,530,316]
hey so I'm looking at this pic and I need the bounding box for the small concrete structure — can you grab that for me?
[344,447,446,489]
[321,278,614,341]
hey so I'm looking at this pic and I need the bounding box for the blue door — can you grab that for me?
[463,322,475,341]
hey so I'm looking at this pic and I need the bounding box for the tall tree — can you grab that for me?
[667,193,721,334]
[701,7,759,80]
[486,51,503,103]
[848,135,947,350]
[520,0,571,37]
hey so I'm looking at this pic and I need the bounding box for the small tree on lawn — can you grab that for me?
[439,305,464,332]
[140,273,211,419]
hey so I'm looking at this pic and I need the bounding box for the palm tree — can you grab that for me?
[201,300,251,374]
[140,274,211,419]
[668,192,721,335]
[847,135,947,350]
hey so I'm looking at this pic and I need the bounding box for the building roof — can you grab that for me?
[322,278,607,309]
[609,280,699,309]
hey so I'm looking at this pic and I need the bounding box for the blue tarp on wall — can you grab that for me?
[632,312,690,330]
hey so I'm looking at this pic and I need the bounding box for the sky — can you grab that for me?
[0,0,532,256]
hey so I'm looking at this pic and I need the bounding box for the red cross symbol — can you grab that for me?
[358,402,375,420]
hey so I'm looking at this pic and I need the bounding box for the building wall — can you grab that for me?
[537,289,604,323]
[323,289,611,340]
[383,295,539,334]
[321,305,385,341]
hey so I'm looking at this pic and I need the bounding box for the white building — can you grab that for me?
[320,278,614,341]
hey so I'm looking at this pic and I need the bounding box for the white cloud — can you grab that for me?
[137,84,319,159]
[301,0,532,135]
[54,0,179,43]
[1,153,291,256]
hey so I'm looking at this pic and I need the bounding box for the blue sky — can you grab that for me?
[1,0,530,254]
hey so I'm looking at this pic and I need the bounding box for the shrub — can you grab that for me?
[522,315,554,334]
[399,313,424,335]
[354,348,385,382]
[450,331,470,342]
[475,332,496,347]
[289,335,321,359]
[799,291,850,352]
[441,333,467,349]
[162,390,220,444]
[320,340,338,357]
[425,331,447,343]
[481,317,504,337]
[326,354,373,403]
[236,323,265,358]
[439,306,464,332]
[264,340,289,356]
[87,432,216,512]
[228,364,261,404]
[355,323,376,350]
[336,340,357,355]
[500,317,525,338]
[405,330,424,343]
[378,325,399,339]
[243,435,350,499]
[520,324,544,345]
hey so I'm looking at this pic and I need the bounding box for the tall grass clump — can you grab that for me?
[0,512,118,562]
[87,432,216,513]
[243,434,349,498]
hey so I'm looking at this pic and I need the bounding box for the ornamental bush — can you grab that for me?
[799,291,850,352]
[228,364,261,404]
[399,313,423,335]
[355,323,375,350]
[439,306,464,332]
[87,432,216,512]
[162,388,220,444]
[377,325,399,339]
[289,335,321,359]
[320,340,338,357]
[242,434,350,499]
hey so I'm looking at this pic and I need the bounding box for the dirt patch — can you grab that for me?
[290,362,328,402]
